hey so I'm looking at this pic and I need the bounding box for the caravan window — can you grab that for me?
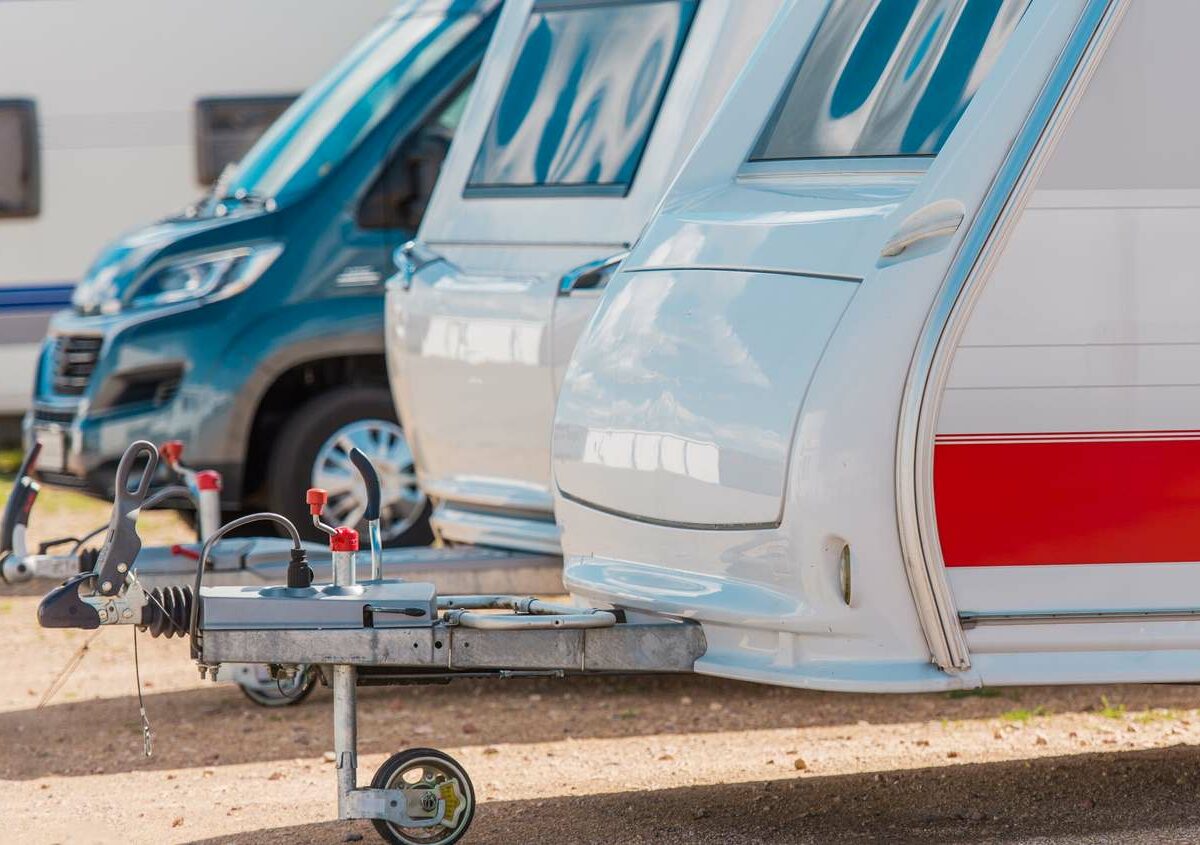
[0,99,39,218]
[195,96,297,185]
[752,0,1029,162]
[466,0,698,196]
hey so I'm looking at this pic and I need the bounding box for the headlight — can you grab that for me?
[122,242,283,312]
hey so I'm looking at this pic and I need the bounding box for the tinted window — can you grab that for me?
[195,96,297,185]
[0,99,38,218]
[467,0,697,195]
[752,0,1028,162]
[359,82,474,231]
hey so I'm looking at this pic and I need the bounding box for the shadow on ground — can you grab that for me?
[186,744,1200,844]
[5,668,1200,782]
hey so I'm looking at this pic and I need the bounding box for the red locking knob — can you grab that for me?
[306,488,328,516]
[196,470,222,492]
[330,526,359,552]
[160,440,184,465]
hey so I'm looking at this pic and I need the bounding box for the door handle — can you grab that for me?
[559,251,630,296]
[879,199,965,259]
[389,240,443,291]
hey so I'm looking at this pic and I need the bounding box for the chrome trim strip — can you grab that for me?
[962,608,1200,628]
[895,0,1129,673]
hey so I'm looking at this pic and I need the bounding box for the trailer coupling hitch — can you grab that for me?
[37,441,197,638]
[1,438,197,585]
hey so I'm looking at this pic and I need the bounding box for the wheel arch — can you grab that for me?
[231,333,388,506]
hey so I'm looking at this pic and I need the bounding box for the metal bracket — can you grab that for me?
[342,786,453,827]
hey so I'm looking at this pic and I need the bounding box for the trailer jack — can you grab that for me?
[36,440,705,845]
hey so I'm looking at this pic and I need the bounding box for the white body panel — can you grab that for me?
[0,0,397,413]
[386,0,784,553]
[551,0,1200,691]
[934,1,1200,638]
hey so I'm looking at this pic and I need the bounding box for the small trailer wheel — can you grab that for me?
[370,748,475,845]
[237,664,319,707]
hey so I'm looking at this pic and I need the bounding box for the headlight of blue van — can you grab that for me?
[121,242,284,313]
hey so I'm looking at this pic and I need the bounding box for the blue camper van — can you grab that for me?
[24,0,500,545]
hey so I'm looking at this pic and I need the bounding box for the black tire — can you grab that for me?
[265,386,432,547]
[370,748,476,845]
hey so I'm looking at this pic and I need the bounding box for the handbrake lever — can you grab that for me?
[0,442,41,565]
[93,440,159,596]
[39,440,158,629]
[349,447,383,580]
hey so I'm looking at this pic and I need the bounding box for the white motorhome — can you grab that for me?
[385,0,783,555]
[552,0,1199,690]
[0,0,397,414]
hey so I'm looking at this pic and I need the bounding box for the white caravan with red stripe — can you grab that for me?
[552,0,1194,690]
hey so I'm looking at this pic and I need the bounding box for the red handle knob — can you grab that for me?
[160,440,184,465]
[306,488,328,516]
[330,526,359,553]
[196,470,222,492]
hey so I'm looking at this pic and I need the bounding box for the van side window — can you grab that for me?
[752,0,1028,162]
[358,84,474,231]
[0,99,39,218]
[195,96,297,185]
[465,0,698,197]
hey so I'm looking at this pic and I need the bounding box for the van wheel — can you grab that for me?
[266,386,432,547]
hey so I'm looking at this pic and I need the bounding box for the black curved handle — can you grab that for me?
[93,440,159,595]
[113,440,158,508]
[0,442,41,554]
[15,440,41,482]
[349,447,381,522]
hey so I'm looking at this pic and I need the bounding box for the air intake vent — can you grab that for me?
[32,407,75,425]
[154,376,181,406]
[52,335,102,396]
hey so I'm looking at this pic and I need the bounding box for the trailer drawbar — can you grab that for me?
[34,439,705,845]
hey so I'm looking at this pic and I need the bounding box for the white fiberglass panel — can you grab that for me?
[553,268,856,528]
[937,1,1200,614]
[388,242,607,503]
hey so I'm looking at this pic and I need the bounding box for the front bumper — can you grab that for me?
[26,310,234,501]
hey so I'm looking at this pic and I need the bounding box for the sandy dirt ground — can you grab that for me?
[4,592,1200,845]
[6,489,1200,843]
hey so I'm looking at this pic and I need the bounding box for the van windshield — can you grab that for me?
[224,10,480,203]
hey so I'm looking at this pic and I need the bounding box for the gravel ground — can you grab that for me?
[5,486,1200,843]
[3,593,1200,844]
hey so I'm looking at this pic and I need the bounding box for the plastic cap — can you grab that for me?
[160,440,184,465]
[195,470,222,492]
[306,488,328,515]
[330,526,359,553]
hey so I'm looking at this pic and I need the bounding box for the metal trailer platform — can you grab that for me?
[192,588,706,843]
[127,540,564,595]
[34,440,704,843]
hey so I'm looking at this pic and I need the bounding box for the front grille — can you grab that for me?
[154,375,181,406]
[32,407,76,425]
[52,335,103,396]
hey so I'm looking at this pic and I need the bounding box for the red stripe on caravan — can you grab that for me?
[934,433,1200,567]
